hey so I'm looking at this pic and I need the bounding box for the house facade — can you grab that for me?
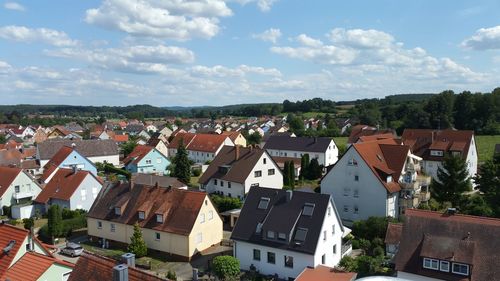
[0,167,42,216]
[231,187,350,280]
[199,146,283,199]
[168,133,234,163]
[124,145,170,175]
[40,146,97,183]
[87,182,223,260]
[264,136,338,167]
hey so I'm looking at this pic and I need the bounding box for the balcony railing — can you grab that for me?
[13,192,33,200]
[341,240,352,257]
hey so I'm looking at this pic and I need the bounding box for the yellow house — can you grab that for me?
[222,131,247,147]
[87,182,223,261]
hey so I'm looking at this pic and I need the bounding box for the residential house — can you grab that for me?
[87,182,223,261]
[401,129,478,181]
[145,124,158,133]
[295,265,357,281]
[221,131,247,147]
[9,125,36,140]
[113,134,129,144]
[0,223,74,281]
[0,167,42,217]
[125,124,145,136]
[40,146,97,184]
[321,138,431,225]
[131,173,187,189]
[123,145,170,176]
[264,135,338,167]
[335,118,353,136]
[37,139,120,167]
[158,126,173,139]
[347,125,395,144]
[47,126,72,139]
[387,209,500,281]
[34,168,104,213]
[168,133,234,163]
[147,136,169,158]
[68,252,164,281]
[199,146,283,198]
[231,187,350,280]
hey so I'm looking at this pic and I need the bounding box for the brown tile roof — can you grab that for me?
[40,146,74,182]
[348,124,395,144]
[4,252,73,281]
[167,132,196,149]
[123,145,154,165]
[168,133,229,153]
[384,222,403,244]
[114,134,129,143]
[68,252,164,281]
[35,169,99,204]
[394,209,500,281]
[199,146,270,184]
[0,149,23,166]
[132,173,186,189]
[221,131,243,142]
[0,166,22,197]
[271,156,302,168]
[296,265,357,281]
[352,139,409,193]
[401,129,474,161]
[88,182,208,236]
[0,223,28,278]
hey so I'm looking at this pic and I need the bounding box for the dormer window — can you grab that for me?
[278,233,287,241]
[430,150,443,156]
[156,214,163,223]
[387,175,392,183]
[138,211,145,220]
[452,263,469,276]
[257,197,270,210]
[267,231,275,239]
[302,203,315,216]
[114,207,121,216]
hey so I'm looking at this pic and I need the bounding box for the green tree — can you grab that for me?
[247,132,262,146]
[430,155,471,208]
[0,134,6,144]
[120,141,137,157]
[339,256,357,272]
[283,161,290,186]
[209,195,242,213]
[287,113,305,134]
[212,255,240,281]
[47,205,63,242]
[128,223,148,258]
[460,195,493,217]
[288,161,296,189]
[166,270,177,281]
[307,158,322,179]
[173,139,191,184]
[475,157,500,215]
[23,218,34,230]
[300,154,310,180]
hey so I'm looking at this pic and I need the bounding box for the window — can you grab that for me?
[423,258,439,270]
[354,205,359,214]
[302,203,315,216]
[228,182,231,188]
[114,207,121,216]
[267,252,275,264]
[157,158,162,164]
[278,233,287,240]
[254,170,262,177]
[263,158,267,164]
[97,221,102,229]
[430,150,444,156]
[343,205,348,212]
[321,254,325,264]
[440,261,450,272]
[284,255,294,268]
[138,211,145,220]
[332,225,335,235]
[267,231,275,239]
[452,263,469,276]
[228,193,232,197]
[343,187,350,196]
[155,232,161,241]
[220,180,224,187]
[348,159,358,166]
[327,207,331,216]
[145,159,152,164]
[333,244,337,254]
[258,197,270,209]
[15,186,20,193]
[294,228,307,242]
[200,213,205,223]
[253,249,261,261]
[196,232,203,244]
[208,210,214,220]
[323,231,327,241]
[353,189,359,198]
[110,224,116,232]
[268,169,275,175]
[354,175,359,181]
[156,214,163,223]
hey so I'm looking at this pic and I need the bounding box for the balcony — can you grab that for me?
[341,240,352,257]
[13,192,34,200]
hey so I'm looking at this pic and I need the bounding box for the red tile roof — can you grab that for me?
[0,223,28,278]
[123,145,154,165]
[4,252,73,281]
[0,166,22,197]
[296,265,357,281]
[168,133,229,153]
[40,146,74,182]
[167,133,196,149]
[68,251,164,281]
[35,169,99,203]
[348,124,395,144]
[114,134,129,143]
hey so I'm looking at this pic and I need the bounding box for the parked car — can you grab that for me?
[60,242,83,257]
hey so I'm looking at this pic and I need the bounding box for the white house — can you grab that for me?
[321,138,412,225]
[401,129,478,181]
[231,187,350,280]
[264,135,338,167]
[168,133,234,163]
[198,146,283,199]
[0,166,43,216]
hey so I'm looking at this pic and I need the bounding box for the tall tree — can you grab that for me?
[307,158,323,180]
[128,223,148,258]
[47,205,62,243]
[283,161,290,186]
[475,157,500,215]
[453,91,475,130]
[173,139,191,184]
[288,161,296,189]
[300,154,310,180]
[430,155,471,208]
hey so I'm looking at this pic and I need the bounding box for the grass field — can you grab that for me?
[476,135,500,163]
[333,136,348,148]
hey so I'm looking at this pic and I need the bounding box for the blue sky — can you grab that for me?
[0,0,499,106]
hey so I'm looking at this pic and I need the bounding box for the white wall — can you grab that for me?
[68,174,103,211]
[0,171,41,211]
[313,200,344,267]
[89,155,120,166]
[244,152,283,193]
[321,147,390,225]
[265,139,338,167]
[466,136,478,185]
[204,180,246,199]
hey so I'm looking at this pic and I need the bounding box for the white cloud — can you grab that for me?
[252,28,281,44]
[0,25,77,46]
[4,2,25,11]
[462,26,500,50]
[85,0,232,40]
[190,64,281,77]
[327,28,394,49]
[295,34,323,47]
[230,0,278,12]
[270,45,358,65]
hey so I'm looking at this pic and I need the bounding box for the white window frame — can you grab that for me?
[110,223,116,233]
[196,232,203,244]
[440,260,450,272]
[200,213,205,223]
[156,214,163,223]
[97,221,102,229]
[208,210,214,220]
[138,211,145,220]
[423,258,439,270]
[452,262,469,276]
[155,232,161,241]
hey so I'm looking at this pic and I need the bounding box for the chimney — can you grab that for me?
[235,145,240,160]
[112,264,129,281]
[286,190,293,202]
[192,268,199,281]
[72,165,77,175]
[29,226,35,251]
[71,143,76,148]
[121,253,136,268]
[130,174,137,191]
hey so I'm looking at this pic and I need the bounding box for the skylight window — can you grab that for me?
[258,197,270,210]
[295,227,308,242]
[302,203,315,216]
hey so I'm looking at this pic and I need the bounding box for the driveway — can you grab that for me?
[52,235,89,264]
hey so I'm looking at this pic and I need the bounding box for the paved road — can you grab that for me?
[52,235,89,264]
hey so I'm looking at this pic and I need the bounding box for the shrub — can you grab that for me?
[2,206,11,217]
[23,218,34,230]
[128,223,147,258]
[373,246,385,257]
[210,195,242,213]
[62,208,86,220]
[166,270,177,281]
[212,255,240,281]
[192,168,201,177]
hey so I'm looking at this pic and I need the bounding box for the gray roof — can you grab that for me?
[263,135,333,153]
[231,187,340,255]
[37,139,118,160]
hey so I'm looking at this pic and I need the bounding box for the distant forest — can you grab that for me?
[1,89,499,135]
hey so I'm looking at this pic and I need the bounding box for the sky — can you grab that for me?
[0,0,499,106]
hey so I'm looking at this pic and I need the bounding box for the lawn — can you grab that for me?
[475,135,500,163]
[333,136,348,148]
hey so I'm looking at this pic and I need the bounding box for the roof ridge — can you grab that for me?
[406,209,500,223]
